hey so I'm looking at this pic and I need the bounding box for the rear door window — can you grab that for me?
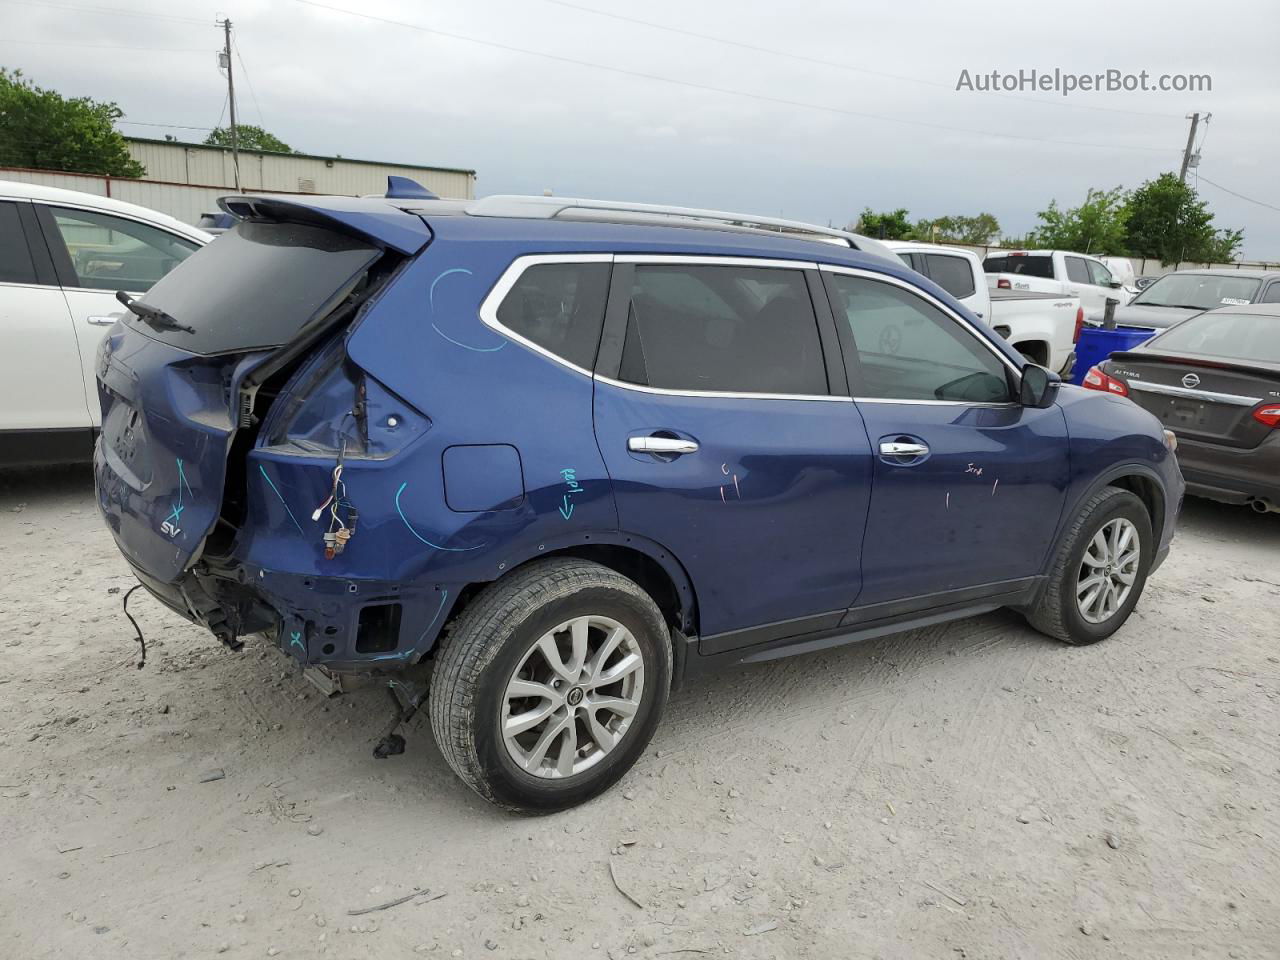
[45,206,199,292]
[0,201,38,285]
[923,253,976,299]
[619,264,828,395]
[1064,256,1092,284]
[130,221,381,355]
[494,261,611,370]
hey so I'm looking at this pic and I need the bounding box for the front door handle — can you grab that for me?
[880,440,929,458]
[86,315,121,326]
[629,436,699,455]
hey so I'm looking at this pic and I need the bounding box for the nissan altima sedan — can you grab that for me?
[1085,304,1280,514]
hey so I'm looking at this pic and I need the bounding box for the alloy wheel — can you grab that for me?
[1076,517,1141,624]
[501,615,646,779]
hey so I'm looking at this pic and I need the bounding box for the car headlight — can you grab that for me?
[1163,429,1178,451]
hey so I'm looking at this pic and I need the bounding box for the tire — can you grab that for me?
[1025,486,1153,645]
[428,558,672,813]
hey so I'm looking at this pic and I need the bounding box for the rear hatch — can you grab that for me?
[95,206,424,583]
[1107,351,1278,448]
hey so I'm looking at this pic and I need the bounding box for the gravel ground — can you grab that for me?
[1,465,1277,960]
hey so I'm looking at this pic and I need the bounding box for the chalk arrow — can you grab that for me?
[559,496,575,520]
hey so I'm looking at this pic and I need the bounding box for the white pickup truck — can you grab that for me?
[982,249,1128,321]
[885,241,1081,377]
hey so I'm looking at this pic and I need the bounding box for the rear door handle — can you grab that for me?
[629,436,699,455]
[879,440,929,458]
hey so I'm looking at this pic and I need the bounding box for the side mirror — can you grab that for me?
[1108,280,1124,289]
[1019,363,1061,408]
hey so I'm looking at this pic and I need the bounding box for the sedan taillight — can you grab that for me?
[1253,404,1280,428]
[1082,366,1129,397]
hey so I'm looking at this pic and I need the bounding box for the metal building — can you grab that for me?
[0,138,475,228]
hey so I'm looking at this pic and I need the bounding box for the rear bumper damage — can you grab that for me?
[125,557,457,673]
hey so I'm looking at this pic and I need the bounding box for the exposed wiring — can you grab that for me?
[121,584,147,669]
[311,439,358,558]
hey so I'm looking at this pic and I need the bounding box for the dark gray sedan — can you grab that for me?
[1113,269,1280,330]
[1091,304,1280,513]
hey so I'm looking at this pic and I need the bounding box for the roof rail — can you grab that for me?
[464,194,869,249]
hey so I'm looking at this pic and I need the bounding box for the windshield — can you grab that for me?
[1148,311,1280,364]
[130,221,381,355]
[1131,273,1261,310]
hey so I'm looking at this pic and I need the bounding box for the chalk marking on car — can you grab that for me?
[429,266,507,352]
[160,458,195,539]
[394,482,484,552]
[416,589,450,644]
[258,464,306,535]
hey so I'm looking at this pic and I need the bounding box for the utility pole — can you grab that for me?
[1179,112,1200,183]
[218,18,240,191]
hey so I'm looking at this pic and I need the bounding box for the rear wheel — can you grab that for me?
[1025,486,1153,645]
[429,559,671,812]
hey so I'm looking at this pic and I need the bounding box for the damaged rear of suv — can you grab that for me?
[96,200,419,657]
[98,188,1182,813]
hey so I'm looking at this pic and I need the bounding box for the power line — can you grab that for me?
[0,38,208,52]
[1196,174,1280,214]
[290,0,1176,156]
[117,119,218,131]
[545,0,1182,121]
[0,0,211,26]
[233,37,266,128]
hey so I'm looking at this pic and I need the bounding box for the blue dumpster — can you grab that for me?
[1071,326,1157,385]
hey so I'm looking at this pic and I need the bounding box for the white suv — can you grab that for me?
[1,180,210,464]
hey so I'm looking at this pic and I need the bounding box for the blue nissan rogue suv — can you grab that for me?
[95,187,1183,811]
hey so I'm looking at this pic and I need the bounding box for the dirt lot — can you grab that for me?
[1,465,1277,960]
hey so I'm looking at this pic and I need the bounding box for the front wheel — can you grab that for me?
[1025,486,1153,645]
[428,559,672,813]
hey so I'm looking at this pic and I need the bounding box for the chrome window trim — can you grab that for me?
[1126,380,1261,406]
[0,279,61,292]
[852,397,1020,408]
[31,198,208,246]
[594,374,852,403]
[481,253,843,399]
[616,254,819,269]
[478,253,614,379]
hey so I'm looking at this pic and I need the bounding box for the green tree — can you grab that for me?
[1123,172,1243,264]
[0,67,144,176]
[1026,186,1129,254]
[852,207,914,240]
[204,124,293,153]
[913,213,1002,245]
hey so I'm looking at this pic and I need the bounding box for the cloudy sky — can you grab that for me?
[6,0,1279,256]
